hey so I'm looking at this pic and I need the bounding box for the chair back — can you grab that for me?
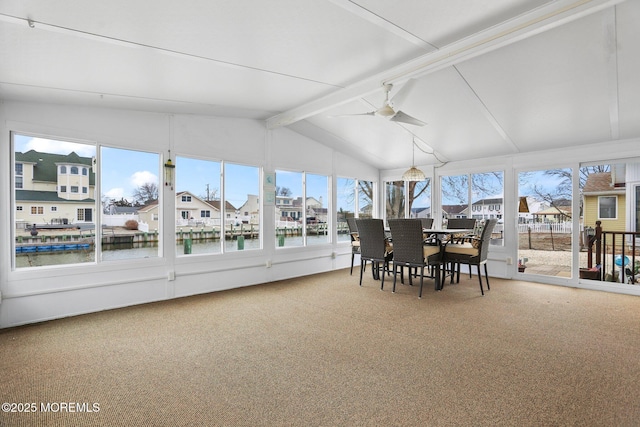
[346,218,359,242]
[388,219,425,265]
[477,219,498,261]
[420,218,434,229]
[355,219,388,261]
[446,218,476,230]
[346,218,358,234]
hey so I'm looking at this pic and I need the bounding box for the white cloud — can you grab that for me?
[21,137,96,157]
[130,171,158,187]
[104,188,124,199]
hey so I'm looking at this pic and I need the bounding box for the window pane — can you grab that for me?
[13,133,96,269]
[441,174,469,224]
[101,146,160,261]
[408,180,431,219]
[385,181,405,219]
[598,196,616,219]
[358,180,374,219]
[225,163,260,252]
[472,171,504,246]
[275,170,303,248]
[579,162,640,282]
[518,168,572,277]
[306,173,329,246]
[337,177,355,242]
[176,156,222,256]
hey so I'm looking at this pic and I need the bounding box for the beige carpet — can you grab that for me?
[1,269,639,426]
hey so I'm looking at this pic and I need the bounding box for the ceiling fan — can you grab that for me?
[335,81,427,126]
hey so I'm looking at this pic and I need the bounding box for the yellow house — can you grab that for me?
[582,171,626,232]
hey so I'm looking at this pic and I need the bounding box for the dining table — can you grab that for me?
[384,226,476,290]
[423,228,475,290]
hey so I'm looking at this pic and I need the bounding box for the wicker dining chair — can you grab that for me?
[388,219,443,298]
[444,218,497,295]
[346,218,360,275]
[355,219,393,290]
[420,218,434,229]
[444,218,477,243]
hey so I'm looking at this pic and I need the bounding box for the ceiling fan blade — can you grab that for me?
[328,111,376,118]
[390,110,427,126]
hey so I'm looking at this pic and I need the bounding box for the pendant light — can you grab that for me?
[402,138,425,181]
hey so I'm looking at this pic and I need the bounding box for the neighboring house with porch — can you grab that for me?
[175,191,229,226]
[137,191,238,231]
[276,196,328,223]
[14,150,95,228]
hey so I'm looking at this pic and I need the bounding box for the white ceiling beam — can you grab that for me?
[452,66,518,152]
[267,0,628,129]
[327,0,438,51]
[603,7,620,140]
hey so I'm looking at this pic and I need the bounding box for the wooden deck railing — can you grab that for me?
[585,220,640,283]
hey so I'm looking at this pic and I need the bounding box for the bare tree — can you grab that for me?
[528,166,610,220]
[385,181,405,218]
[132,182,158,205]
[276,186,292,197]
[200,184,219,201]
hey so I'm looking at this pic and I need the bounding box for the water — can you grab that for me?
[15,235,334,268]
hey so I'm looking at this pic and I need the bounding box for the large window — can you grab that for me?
[409,180,431,219]
[336,177,355,243]
[440,174,469,223]
[442,172,503,245]
[337,178,373,242]
[13,133,96,269]
[101,146,161,261]
[224,162,260,252]
[385,181,406,220]
[275,170,303,248]
[175,156,222,256]
[385,179,431,222]
[275,170,329,247]
[306,173,329,246]
[518,168,572,277]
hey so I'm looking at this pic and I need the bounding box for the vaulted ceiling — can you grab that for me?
[1,0,638,170]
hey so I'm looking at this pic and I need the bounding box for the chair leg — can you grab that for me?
[350,253,355,275]
[392,264,398,293]
[359,259,365,286]
[371,261,380,280]
[477,264,484,296]
[450,260,460,284]
[484,263,490,291]
[380,262,386,291]
[419,266,425,298]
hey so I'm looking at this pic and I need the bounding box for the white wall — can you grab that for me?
[0,101,378,328]
[2,100,639,328]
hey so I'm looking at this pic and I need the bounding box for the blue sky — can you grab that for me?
[15,135,307,209]
[275,170,328,204]
[15,134,569,210]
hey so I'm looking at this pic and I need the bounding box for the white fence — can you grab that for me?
[518,222,572,234]
[102,214,138,227]
[176,218,222,228]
